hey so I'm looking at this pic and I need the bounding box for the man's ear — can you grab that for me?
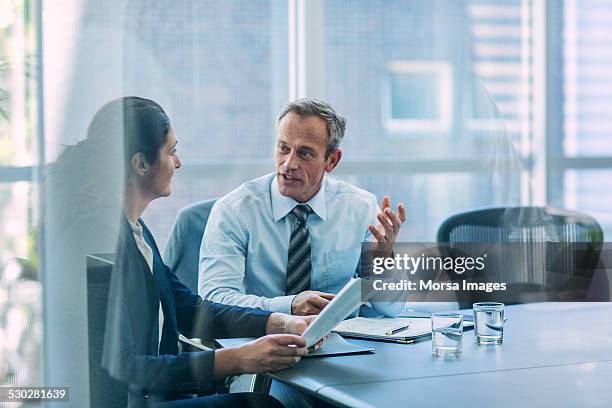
[324,149,342,173]
[131,153,148,176]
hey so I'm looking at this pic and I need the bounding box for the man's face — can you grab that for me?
[275,112,341,203]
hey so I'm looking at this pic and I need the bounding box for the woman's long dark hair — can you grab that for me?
[86,96,171,175]
[48,96,171,232]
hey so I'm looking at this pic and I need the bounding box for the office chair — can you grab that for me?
[436,206,605,307]
[164,199,217,293]
[86,254,128,408]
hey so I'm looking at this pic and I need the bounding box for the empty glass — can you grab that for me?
[431,312,463,357]
[473,302,505,344]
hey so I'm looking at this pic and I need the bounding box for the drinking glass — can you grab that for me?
[473,302,505,345]
[431,312,463,357]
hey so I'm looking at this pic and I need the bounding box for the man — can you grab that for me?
[199,98,406,317]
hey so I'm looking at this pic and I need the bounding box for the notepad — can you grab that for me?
[333,316,474,344]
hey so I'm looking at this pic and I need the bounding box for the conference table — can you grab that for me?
[268,303,612,407]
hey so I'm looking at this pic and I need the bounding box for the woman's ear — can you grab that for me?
[131,153,148,176]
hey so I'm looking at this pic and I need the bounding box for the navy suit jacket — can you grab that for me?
[102,216,271,404]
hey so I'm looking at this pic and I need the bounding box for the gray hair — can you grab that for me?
[277,98,346,158]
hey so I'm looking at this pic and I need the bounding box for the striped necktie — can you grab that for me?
[286,204,312,295]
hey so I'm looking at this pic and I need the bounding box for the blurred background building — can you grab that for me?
[1,0,611,406]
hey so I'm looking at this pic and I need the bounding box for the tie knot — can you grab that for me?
[291,204,312,222]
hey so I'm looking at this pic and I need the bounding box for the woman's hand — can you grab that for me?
[214,334,308,377]
[267,313,329,352]
[215,314,331,378]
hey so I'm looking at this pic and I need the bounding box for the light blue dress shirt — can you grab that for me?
[198,173,401,317]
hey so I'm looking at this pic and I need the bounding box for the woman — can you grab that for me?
[100,97,318,407]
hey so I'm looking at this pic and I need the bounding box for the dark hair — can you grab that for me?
[86,96,171,175]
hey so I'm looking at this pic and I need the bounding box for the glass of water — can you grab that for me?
[431,312,463,357]
[473,302,505,345]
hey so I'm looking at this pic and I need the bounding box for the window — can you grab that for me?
[44,0,289,244]
[384,61,453,133]
[549,0,612,237]
[5,2,612,404]
[322,0,531,240]
[0,0,42,390]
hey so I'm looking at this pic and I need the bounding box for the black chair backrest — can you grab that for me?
[86,254,128,408]
[164,199,217,293]
[437,206,603,244]
[436,206,605,306]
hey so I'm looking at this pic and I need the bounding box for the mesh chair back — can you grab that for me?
[436,206,604,306]
[437,206,603,244]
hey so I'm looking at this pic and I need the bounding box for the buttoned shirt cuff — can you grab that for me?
[267,295,296,315]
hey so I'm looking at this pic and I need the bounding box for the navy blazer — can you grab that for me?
[102,216,271,404]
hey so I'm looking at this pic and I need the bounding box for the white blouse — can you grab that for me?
[129,219,164,352]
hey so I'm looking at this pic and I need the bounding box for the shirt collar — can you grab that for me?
[271,175,327,222]
[128,218,143,234]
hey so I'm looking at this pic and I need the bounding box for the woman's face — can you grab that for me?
[148,128,181,198]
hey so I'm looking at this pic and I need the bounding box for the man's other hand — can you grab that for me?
[291,291,335,315]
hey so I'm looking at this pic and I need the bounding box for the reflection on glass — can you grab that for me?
[0,0,41,392]
[0,0,38,167]
[0,182,41,388]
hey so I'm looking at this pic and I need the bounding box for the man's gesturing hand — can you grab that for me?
[368,196,407,246]
[291,290,335,315]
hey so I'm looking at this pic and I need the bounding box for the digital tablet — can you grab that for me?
[301,278,363,347]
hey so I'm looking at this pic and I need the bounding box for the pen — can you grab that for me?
[385,324,410,336]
